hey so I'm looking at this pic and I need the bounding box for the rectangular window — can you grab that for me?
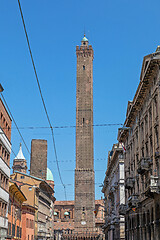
[17,226,19,237]
[83,65,85,70]
[8,199,11,214]
[20,228,22,238]
[155,127,159,146]
[12,224,15,237]
[8,222,11,235]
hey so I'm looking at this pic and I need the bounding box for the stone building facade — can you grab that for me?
[0,97,12,240]
[118,46,160,240]
[75,35,95,235]
[102,143,125,240]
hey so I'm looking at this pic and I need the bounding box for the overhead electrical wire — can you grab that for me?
[1,123,123,130]
[17,0,67,200]
[11,148,17,158]
[51,158,106,163]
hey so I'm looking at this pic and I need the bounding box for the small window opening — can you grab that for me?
[83,42,86,45]
[83,118,85,124]
[144,61,148,71]
[83,65,85,70]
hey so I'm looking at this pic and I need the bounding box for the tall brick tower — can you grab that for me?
[74,35,95,233]
[30,139,47,180]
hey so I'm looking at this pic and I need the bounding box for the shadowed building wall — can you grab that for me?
[0,97,12,240]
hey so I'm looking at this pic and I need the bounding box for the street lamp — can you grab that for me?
[118,126,131,131]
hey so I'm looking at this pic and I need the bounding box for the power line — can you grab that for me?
[17,0,67,200]
[1,123,123,130]
[11,148,17,158]
[4,123,123,130]
[64,170,105,172]
[51,158,106,163]
[1,93,30,155]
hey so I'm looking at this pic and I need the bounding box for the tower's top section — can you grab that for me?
[81,34,89,47]
[15,143,26,160]
[13,143,27,173]
[82,35,88,42]
[76,34,93,59]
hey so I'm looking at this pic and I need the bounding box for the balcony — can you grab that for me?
[106,216,111,223]
[113,182,118,190]
[109,187,115,197]
[119,204,127,215]
[109,186,115,193]
[112,217,119,225]
[103,217,111,229]
[155,152,160,159]
[125,177,135,189]
[128,194,139,208]
[137,157,152,174]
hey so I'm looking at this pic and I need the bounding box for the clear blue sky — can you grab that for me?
[0,0,160,200]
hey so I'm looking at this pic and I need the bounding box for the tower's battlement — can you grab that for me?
[76,45,94,58]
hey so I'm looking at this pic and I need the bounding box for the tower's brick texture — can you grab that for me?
[30,139,47,180]
[74,39,95,232]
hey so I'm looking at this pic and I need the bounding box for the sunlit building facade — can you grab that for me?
[102,143,125,240]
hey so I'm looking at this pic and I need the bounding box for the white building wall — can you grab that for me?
[0,216,8,230]
[0,157,10,178]
[102,144,125,240]
[0,129,11,154]
[0,187,9,203]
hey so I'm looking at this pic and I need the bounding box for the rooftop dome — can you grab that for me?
[15,143,26,160]
[82,35,88,42]
[47,168,54,181]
